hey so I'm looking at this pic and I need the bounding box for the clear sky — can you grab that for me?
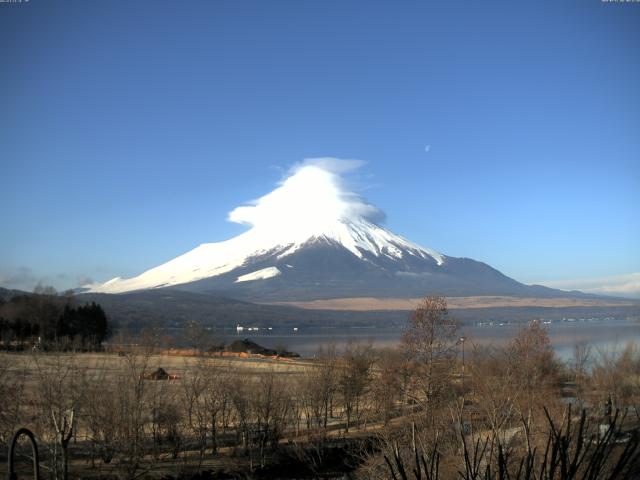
[1,1,638,296]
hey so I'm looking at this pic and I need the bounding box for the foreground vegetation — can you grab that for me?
[0,297,638,479]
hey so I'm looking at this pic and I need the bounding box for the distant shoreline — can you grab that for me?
[267,295,640,311]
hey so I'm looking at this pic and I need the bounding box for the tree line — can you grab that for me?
[0,286,110,349]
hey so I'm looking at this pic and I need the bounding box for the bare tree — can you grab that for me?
[148,377,181,460]
[229,371,251,453]
[51,410,75,480]
[509,320,561,439]
[111,353,152,480]
[592,341,640,420]
[202,362,230,454]
[304,345,338,436]
[401,296,460,406]
[181,360,209,462]
[571,340,592,409]
[251,371,291,466]
[338,342,374,432]
[33,352,86,480]
[468,344,520,448]
[371,348,409,425]
[84,361,118,467]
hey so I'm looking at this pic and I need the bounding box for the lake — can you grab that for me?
[225,318,640,361]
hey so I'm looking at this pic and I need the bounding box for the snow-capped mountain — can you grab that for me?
[90,216,446,295]
[88,160,566,301]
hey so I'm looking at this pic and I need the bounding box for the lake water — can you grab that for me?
[226,318,640,361]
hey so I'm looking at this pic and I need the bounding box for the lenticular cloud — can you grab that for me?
[227,158,384,229]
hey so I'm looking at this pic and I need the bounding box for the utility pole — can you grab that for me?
[459,336,466,396]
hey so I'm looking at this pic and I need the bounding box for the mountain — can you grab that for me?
[88,162,583,302]
[0,286,29,303]
[88,217,575,302]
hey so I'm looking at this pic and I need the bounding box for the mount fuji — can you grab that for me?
[88,160,573,302]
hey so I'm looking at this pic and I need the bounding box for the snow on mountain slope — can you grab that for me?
[236,267,281,283]
[88,160,445,294]
[89,218,445,293]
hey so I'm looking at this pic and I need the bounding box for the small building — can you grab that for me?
[144,367,178,381]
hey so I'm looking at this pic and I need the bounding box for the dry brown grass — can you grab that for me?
[0,350,312,382]
[266,295,638,311]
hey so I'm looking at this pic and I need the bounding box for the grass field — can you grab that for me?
[268,295,640,311]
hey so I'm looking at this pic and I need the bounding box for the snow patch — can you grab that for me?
[235,267,281,283]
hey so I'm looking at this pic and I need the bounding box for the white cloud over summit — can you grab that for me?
[227,158,385,229]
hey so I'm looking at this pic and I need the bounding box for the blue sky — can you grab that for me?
[1,1,638,295]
